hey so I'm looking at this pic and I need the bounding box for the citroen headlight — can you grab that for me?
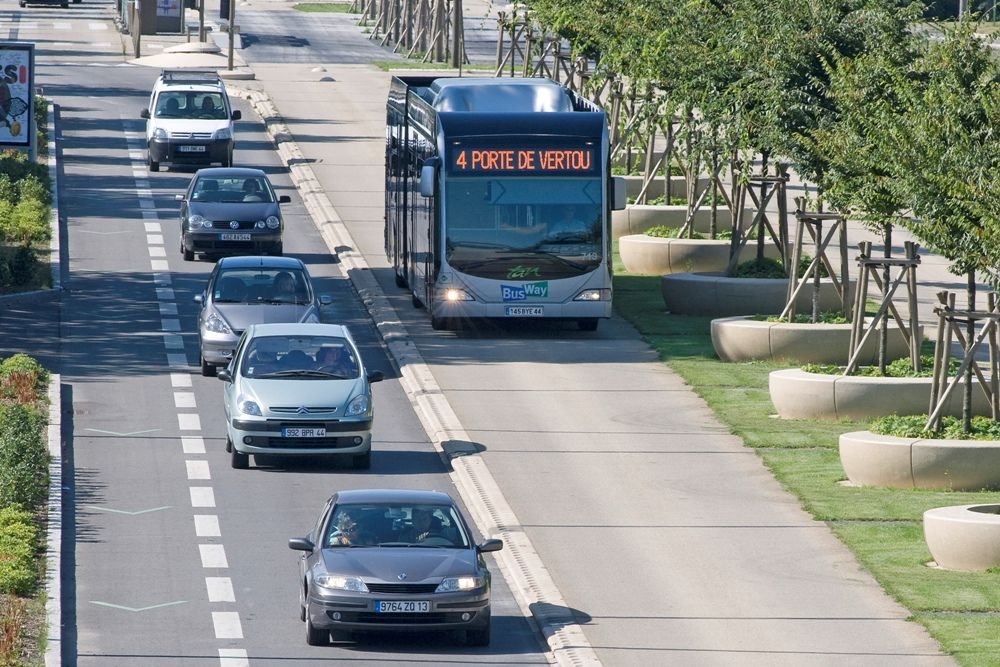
[436,576,484,593]
[346,394,370,416]
[189,215,211,229]
[152,127,167,140]
[574,288,611,302]
[205,312,232,335]
[440,288,474,302]
[315,575,369,593]
[214,127,232,140]
[238,398,262,417]
[266,215,281,229]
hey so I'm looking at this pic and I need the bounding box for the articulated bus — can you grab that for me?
[385,76,625,331]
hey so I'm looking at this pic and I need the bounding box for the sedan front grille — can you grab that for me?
[365,583,438,594]
[209,220,256,230]
[271,406,339,415]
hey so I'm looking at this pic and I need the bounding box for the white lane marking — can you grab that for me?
[53,22,71,30]
[206,577,235,603]
[166,353,188,368]
[161,318,181,332]
[174,392,196,409]
[139,200,156,210]
[212,612,243,639]
[181,436,205,454]
[143,211,161,222]
[85,428,159,436]
[194,515,221,537]
[91,600,186,612]
[88,505,170,516]
[190,487,216,508]
[154,272,171,286]
[218,648,249,667]
[148,246,166,258]
[156,287,175,301]
[144,222,161,233]
[136,188,153,199]
[171,373,192,388]
[200,544,228,568]
[163,334,184,350]
[186,459,210,480]
[151,259,169,271]
[89,22,108,30]
[147,234,164,245]
[178,414,202,431]
[159,302,178,316]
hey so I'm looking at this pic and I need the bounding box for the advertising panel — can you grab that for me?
[0,43,34,150]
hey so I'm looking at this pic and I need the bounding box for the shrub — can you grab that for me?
[0,508,37,596]
[643,225,706,239]
[0,404,48,511]
[16,175,49,207]
[0,175,15,206]
[0,354,48,403]
[870,414,1000,440]
[0,198,50,246]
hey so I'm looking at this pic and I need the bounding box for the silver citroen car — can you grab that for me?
[288,489,503,647]
[196,255,331,376]
[217,323,383,469]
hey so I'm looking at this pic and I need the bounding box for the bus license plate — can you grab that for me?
[375,600,430,613]
[505,306,544,317]
[219,233,251,241]
[281,427,326,438]
[178,145,206,152]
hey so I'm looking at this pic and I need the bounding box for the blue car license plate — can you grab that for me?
[375,600,430,613]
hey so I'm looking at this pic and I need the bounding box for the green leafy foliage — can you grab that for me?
[0,404,48,511]
[871,414,1000,440]
[802,354,943,377]
[0,508,37,596]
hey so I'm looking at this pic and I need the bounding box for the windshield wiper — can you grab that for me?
[259,370,336,378]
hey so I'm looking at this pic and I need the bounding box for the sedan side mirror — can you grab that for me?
[140,108,150,119]
[278,195,291,204]
[477,538,503,553]
[367,370,385,384]
[194,294,203,304]
[319,295,332,306]
[217,369,233,382]
[288,537,315,552]
[231,110,242,121]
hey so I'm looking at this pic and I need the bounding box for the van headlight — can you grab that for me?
[152,127,167,140]
[214,127,232,140]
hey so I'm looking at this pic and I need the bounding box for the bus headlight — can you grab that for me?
[574,288,610,302]
[441,288,474,302]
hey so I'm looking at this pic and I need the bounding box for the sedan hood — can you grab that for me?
[243,377,363,411]
[189,202,280,220]
[215,304,313,331]
[321,548,478,581]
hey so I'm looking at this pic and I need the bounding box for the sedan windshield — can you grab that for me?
[212,268,311,305]
[192,176,275,203]
[324,504,470,548]
[242,335,359,379]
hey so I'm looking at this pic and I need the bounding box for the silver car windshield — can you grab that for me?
[241,335,360,380]
[324,504,471,549]
[213,268,310,305]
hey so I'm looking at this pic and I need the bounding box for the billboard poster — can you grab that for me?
[157,0,181,17]
[0,43,34,149]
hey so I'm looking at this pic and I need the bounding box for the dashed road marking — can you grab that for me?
[219,648,249,667]
[174,392,196,409]
[185,459,211,480]
[178,413,202,431]
[194,515,221,537]
[212,612,243,639]
[181,436,205,454]
[199,544,229,568]
[190,487,216,508]
[206,578,236,603]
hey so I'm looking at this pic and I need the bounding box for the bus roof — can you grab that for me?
[429,78,574,113]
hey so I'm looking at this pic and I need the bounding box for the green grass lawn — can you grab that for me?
[293,2,354,12]
[611,260,1000,666]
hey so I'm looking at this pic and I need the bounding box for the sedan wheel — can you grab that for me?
[231,448,249,469]
[305,617,329,646]
[466,612,491,646]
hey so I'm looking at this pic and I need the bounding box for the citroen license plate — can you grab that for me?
[178,145,206,152]
[219,233,251,241]
[504,306,544,317]
[281,427,326,438]
[375,600,430,613]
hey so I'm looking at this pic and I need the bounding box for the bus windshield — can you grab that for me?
[444,176,603,280]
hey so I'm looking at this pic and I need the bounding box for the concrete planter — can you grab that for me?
[839,431,1000,490]
[769,368,990,421]
[619,235,730,275]
[612,205,739,240]
[661,272,849,317]
[713,317,920,364]
[924,505,1000,571]
[621,175,695,202]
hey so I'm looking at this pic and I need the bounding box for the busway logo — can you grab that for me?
[501,281,548,301]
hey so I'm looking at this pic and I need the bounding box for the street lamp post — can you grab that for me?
[227,0,236,70]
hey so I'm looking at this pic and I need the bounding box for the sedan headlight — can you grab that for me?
[238,397,262,417]
[213,127,232,141]
[266,215,281,230]
[436,576,485,593]
[189,214,211,229]
[346,394,370,416]
[254,220,266,229]
[152,127,167,140]
[315,574,369,593]
[204,311,232,335]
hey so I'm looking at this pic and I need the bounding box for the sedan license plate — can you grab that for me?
[177,145,206,152]
[219,233,251,241]
[504,306,544,317]
[375,600,430,613]
[281,427,326,438]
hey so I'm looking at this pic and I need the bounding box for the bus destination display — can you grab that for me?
[449,144,598,175]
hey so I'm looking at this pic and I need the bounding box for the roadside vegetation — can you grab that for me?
[0,353,50,666]
[292,2,354,12]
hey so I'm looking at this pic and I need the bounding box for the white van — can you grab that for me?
[140,69,241,172]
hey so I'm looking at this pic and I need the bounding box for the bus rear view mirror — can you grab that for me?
[612,176,627,211]
[419,165,435,197]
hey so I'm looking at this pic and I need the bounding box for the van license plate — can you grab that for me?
[178,145,206,152]
[505,306,544,317]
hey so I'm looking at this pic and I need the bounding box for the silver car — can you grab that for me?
[217,323,384,469]
[196,255,331,376]
[288,489,503,647]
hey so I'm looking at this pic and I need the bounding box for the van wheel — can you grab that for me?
[148,156,160,172]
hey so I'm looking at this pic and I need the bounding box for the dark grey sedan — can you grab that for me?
[288,489,503,647]
[195,255,331,375]
[177,167,290,260]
